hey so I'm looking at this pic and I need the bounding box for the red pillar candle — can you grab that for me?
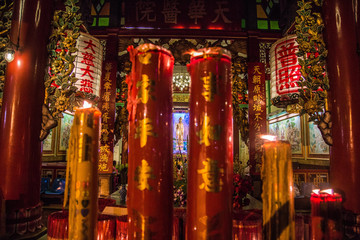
[186,47,233,240]
[310,189,342,240]
[127,44,174,239]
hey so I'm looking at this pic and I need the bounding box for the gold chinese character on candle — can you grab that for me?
[64,101,101,240]
[135,118,157,148]
[137,74,154,104]
[134,159,156,191]
[197,158,224,192]
[201,72,217,102]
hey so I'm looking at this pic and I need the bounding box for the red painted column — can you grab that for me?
[0,0,53,231]
[323,0,360,213]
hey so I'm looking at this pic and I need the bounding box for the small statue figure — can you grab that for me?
[175,117,184,149]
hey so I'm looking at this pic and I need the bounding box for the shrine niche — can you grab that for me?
[114,37,249,162]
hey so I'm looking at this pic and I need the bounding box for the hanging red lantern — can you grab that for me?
[270,34,302,108]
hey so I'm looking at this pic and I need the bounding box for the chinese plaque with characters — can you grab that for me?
[270,35,302,107]
[186,48,233,240]
[127,44,174,240]
[98,61,117,174]
[73,33,103,98]
[125,0,243,30]
[248,62,266,175]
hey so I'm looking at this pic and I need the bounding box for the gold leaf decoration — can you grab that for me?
[45,0,83,119]
[114,38,250,153]
[295,0,332,145]
[232,56,249,146]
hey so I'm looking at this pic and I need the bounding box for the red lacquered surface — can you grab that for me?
[323,0,360,213]
[0,0,53,208]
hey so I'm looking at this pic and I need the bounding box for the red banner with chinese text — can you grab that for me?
[248,62,266,175]
[98,61,117,174]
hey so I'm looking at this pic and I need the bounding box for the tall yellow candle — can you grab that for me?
[64,102,101,240]
[261,140,295,240]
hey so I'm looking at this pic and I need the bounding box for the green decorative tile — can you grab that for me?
[270,20,280,30]
[99,17,109,26]
[257,20,268,29]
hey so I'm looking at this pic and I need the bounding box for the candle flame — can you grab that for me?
[321,189,334,195]
[83,101,92,108]
[312,189,320,195]
[260,135,277,141]
[184,49,203,57]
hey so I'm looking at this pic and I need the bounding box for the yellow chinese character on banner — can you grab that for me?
[253,94,262,104]
[252,75,261,84]
[102,91,111,102]
[105,63,112,71]
[196,114,221,146]
[134,159,155,191]
[201,72,217,102]
[104,82,112,91]
[253,65,261,74]
[99,153,108,163]
[101,102,110,112]
[254,112,263,121]
[197,158,224,192]
[102,112,110,123]
[135,118,157,147]
[253,85,261,94]
[100,144,110,156]
[254,122,261,131]
[253,103,263,112]
[137,74,154,104]
[98,162,109,172]
[101,128,109,141]
[104,72,111,81]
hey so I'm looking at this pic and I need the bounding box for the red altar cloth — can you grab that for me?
[47,211,116,239]
[232,210,262,240]
[48,208,308,239]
